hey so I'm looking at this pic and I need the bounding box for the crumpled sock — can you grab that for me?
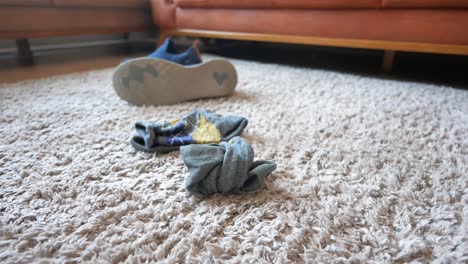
[131,110,248,153]
[181,136,277,195]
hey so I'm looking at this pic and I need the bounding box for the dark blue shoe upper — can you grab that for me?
[148,38,202,66]
[122,38,202,65]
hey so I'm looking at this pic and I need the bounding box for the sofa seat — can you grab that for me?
[175,0,381,9]
[53,0,148,8]
[152,0,468,45]
[0,0,152,38]
[0,0,51,6]
[1,0,154,65]
[175,9,468,45]
[382,0,468,8]
[0,0,148,8]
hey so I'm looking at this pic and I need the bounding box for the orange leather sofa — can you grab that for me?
[150,0,468,70]
[0,0,153,64]
[0,0,152,39]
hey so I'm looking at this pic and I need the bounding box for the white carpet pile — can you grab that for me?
[0,56,467,263]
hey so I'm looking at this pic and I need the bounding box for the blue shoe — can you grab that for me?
[148,38,202,65]
[122,38,202,65]
[112,39,238,106]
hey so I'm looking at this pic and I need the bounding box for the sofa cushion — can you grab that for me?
[175,0,381,9]
[0,0,51,6]
[176,9,468,45]
[382,0,468,8]
[53,0,147,8]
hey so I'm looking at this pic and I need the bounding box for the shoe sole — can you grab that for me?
[112,58,237,106]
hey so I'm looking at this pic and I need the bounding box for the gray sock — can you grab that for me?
[181,136,277,195]
[131,110,248,153]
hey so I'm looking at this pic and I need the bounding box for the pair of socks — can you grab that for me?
[131,110,277,195]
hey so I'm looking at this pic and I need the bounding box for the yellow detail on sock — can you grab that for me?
[192,116,221,144]
[169,118,180,126]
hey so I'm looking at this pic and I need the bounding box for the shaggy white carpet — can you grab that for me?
[0,55,467,263]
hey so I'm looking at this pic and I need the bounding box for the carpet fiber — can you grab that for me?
[1,56,467,263]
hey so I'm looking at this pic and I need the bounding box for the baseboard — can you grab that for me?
[0,38,155,55]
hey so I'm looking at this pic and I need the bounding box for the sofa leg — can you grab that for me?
[382,50,395,72]
[123,32,133,53]
[16,38,34,66]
